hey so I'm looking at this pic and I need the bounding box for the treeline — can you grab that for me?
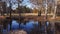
[6,6,32,13]
[13,6,32,13]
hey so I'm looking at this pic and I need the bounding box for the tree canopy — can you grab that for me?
[15,6,32,13]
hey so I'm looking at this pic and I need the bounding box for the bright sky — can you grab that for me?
[11,0,34,10]
[1,0,55,10]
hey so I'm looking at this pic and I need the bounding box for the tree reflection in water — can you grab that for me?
[0,20,55,34]
[0,20,38,34]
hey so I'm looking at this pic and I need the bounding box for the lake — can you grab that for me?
[0,20,54,34]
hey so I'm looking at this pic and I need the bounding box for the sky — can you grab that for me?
[11,0,35,10]
[1,0,56,10]
[0,0,34,10]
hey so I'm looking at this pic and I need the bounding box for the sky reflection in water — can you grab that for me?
[2,20,50,34]
[11,20,38,31]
